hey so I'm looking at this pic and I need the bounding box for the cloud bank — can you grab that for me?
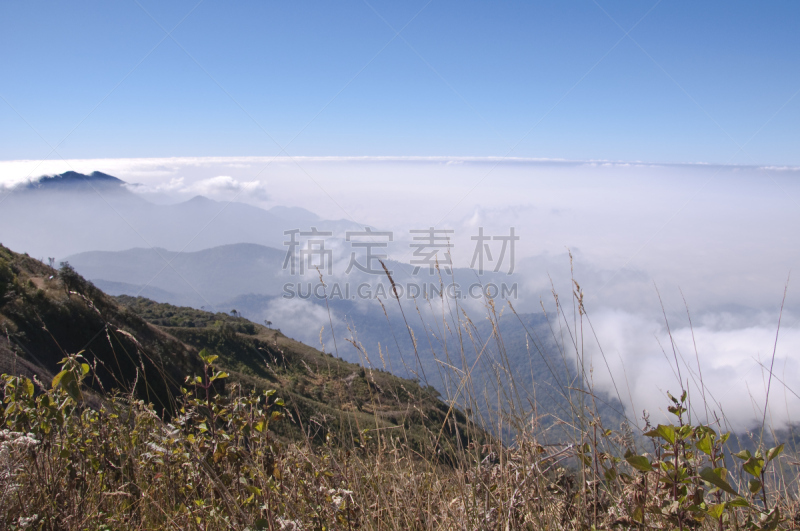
[583,308,800,432]
[124,175,270,201]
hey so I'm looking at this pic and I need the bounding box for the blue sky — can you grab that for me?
[1,0,799,164]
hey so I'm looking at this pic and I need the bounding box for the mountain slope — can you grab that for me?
[0,245,199,412]
[0,244,477,450]
[113,295,478,449]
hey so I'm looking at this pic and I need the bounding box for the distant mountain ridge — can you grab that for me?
[63,241,514,315]
[0,171,366,259]
[66,243,287,306]
[17,170,127,192]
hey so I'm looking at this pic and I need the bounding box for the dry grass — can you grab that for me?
[1,266,799,530]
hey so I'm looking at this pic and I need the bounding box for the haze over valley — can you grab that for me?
[2,160,798,432]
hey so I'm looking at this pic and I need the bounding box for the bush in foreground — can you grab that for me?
[0,349,797,530]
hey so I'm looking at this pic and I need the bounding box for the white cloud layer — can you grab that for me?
[584,309,800,432]
[262,297,341,352]
[125,175,270,201]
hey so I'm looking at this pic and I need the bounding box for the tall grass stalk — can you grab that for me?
[1,269,798,530]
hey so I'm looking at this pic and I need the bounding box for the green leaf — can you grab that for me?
[21,378,34,398]
[696,434,713,456]
[700,467,739,496]
[727,497,749,508]
[667,391,677,403]
[749,478,762,494]
[80,363,90,376]
[626,454,654,473]
[668,404,686,417]
[644,424,677,444]
[733,449,751,460]
[707,503,725,519]
[767,444,784,463]
[198,349,218,364]
[52,370,81,401]
[52,370,69,390]
[657,424,677,444]
[742,457,764,478]
[274,398,285,407]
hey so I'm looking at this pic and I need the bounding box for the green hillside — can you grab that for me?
[0,244,477,452]
[0,245,199,413]
[114,294,477,449]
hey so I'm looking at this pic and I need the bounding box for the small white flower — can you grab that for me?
[327,488,354,511]
[17,514,39,529]
[276,516,302,530]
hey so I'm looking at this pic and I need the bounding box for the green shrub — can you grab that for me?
[1,351,794,530]
[0,261,13,300]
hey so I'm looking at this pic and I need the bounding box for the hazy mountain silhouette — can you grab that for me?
[0,171,363,259]
[15,170,129,193]
[65,243,287,306]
